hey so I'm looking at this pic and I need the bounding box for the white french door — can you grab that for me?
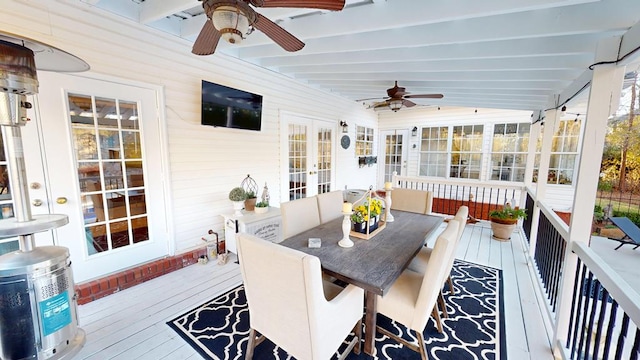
[378,129,409,188]
[23,72,169,283]
[281,113,336,202]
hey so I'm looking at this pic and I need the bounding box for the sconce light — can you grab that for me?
[412,126,418,137]
[339,120,348,133]
[561,105,567,116]
[574,114,580,122]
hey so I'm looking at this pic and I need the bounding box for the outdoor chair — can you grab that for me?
[236,233,364,360]
[608,217,640,250]
[375,220,459,359]
[391,188,433,214]
[316,190,345,224]
[407,206,469,320]
[280,196,321,238]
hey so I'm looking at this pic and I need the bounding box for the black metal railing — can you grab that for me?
[566,256,640,360]
[523,191,535,242]
[534,211,567,312]
[394,177,523,220]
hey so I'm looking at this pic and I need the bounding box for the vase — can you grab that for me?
[232,201,244,217]
[352,222,366,233]
[254,206,269,214]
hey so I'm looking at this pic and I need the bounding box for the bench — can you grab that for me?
[608,217,640,250]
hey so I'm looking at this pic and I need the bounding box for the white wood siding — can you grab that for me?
[2,0,377,254]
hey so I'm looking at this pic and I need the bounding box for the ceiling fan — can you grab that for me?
[192,0,345,56]
[359,81,444,112]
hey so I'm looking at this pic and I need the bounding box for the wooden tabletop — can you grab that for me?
[280,211,444,296]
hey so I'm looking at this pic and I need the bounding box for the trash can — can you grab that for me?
[0,246,85,360]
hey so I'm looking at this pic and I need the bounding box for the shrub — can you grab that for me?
[228,187,246,201]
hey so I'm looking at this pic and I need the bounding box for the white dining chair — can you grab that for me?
[316,190,345,224]
[375,220,459,359]
[407,206,469,322]
[390,188,433,214]
[236,233,364,360]
[280,196,321,238]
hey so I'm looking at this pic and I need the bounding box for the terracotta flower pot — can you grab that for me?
[244,198,256,211]
[490,217,517,241]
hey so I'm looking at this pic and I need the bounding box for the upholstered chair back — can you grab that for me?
[280,196,321,238]
[236,233,364,359]
[454,205,469,242]
[410,219,459,332]
[390,188,434,214]
[316,190,345,224]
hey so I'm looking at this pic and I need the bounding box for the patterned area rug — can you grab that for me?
[167,260,505,360]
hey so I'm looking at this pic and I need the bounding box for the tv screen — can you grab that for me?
[201,80,263,131]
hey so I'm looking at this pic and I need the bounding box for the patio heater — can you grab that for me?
[0,32,89,359]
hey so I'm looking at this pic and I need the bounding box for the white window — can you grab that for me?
[450,125,483,179]
[490,123,530,182]
[355,125,374,156]
[419,126,449,177]
[532,119,581,185]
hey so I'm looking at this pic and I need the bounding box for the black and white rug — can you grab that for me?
[167,260,505,360]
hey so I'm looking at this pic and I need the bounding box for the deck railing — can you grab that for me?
[535,202,569,313]
[392,175,524,220]
[523,191,535,242]
[560,242,640,360]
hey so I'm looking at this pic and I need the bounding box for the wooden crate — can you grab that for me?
[350,221,386,240]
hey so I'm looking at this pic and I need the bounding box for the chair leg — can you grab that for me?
[354,319,362,355]
[437,291,448,319]
[414,329,429,360]
[447,275,455,294]
[246,328,257,359]
[431,306,443,333]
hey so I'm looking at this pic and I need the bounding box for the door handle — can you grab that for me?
[32,199,43,207]
[56,197,68,204]
[309,171,316,175]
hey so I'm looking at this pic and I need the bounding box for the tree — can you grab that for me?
[618,72,638,191]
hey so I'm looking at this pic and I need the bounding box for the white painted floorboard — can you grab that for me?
[75,222,554,360]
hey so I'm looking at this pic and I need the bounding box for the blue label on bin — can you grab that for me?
[39,290,72,336]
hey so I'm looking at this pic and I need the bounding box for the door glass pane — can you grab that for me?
[383,133,404,182]
[288,124,307,200]
[317,128,332,194]
[69,94,150,256]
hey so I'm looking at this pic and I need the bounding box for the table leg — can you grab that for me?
[364,291,377,355]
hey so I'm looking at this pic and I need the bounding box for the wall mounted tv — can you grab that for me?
[201,80,263,131]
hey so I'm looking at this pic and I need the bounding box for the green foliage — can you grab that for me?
[612,210,640,228]
[228,187,247,201]
[593,205,605,222]
[246,190,256,199]
[489,207,527,220]
[255,201,269,208]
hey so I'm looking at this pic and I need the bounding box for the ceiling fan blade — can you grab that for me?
[356,97,386,102]
[404,94,444,99]
[254,13,305,52]
[191,20,221,55]
[259,0,345,11]
[402,99,417,108]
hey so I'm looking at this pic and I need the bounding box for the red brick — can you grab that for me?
[99,279,109,292]
[77,297,91,305]
[108,275,118,289]
[125,271,134,282]
[90,281,100,294]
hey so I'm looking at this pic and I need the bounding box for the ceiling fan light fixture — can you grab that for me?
[211,6,250,44]
[389,99,403,112]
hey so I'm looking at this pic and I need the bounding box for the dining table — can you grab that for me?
[280,210,444,356]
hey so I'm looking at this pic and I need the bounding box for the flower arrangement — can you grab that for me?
[351,198,382,223]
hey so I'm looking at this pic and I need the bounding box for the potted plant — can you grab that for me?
[351,198,383,233]
[245,190,257,211]
[229,187,246,216]
[254,200,269,214]
[489,206,527,241]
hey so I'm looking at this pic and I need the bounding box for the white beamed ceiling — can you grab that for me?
[81,0,640,112]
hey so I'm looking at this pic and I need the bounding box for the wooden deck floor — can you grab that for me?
[74,221,555,359]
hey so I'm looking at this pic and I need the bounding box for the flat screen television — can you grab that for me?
[201,80,263,131]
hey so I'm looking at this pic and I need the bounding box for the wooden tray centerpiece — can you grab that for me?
[349,187,387,240]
